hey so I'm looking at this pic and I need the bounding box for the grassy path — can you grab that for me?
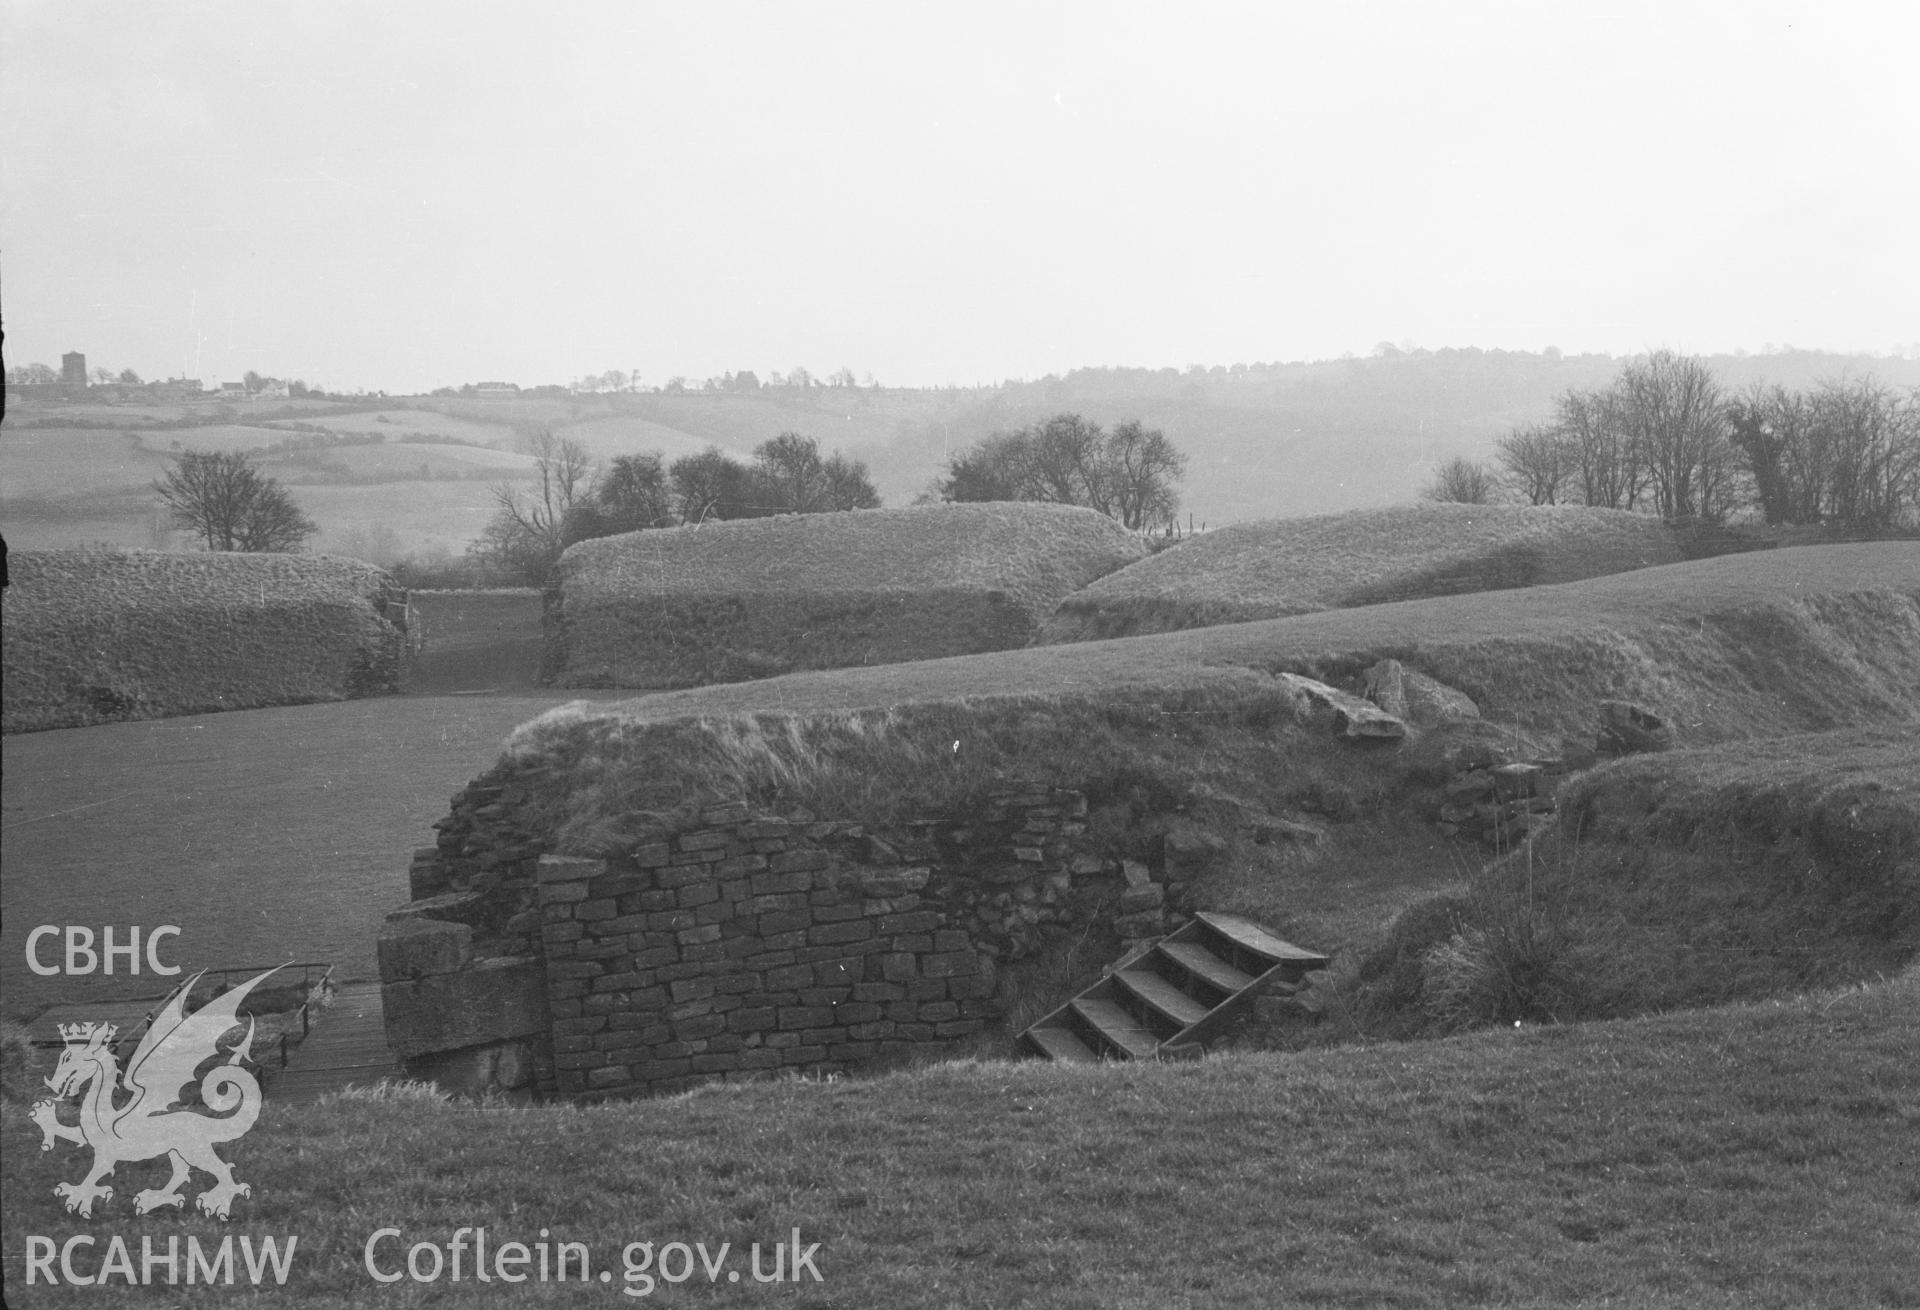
[0,693,625,1019]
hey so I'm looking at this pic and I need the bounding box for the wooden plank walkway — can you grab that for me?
[269,982,399,1102]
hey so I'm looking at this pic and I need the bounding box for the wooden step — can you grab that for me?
[1158,941,1255,995]
[1024,1025,1098,1063]
[1071,998,1160,1060]
[1196,913,1330,968]
[1114,969,1209,1029]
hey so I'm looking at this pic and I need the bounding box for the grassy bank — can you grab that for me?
[5,970,1915,1307]
[548,503,1146,688]
[495,545,1920,849]
[1042,503,1686,643]
[1344,731,1920,1040]
[1,549,410,732]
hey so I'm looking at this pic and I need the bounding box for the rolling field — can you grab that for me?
[0,428,169,497]
[261,408,513,443]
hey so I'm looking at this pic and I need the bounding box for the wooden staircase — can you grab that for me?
[1020,913,1329,1062]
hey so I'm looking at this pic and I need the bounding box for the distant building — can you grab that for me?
[471,381,521,398]
[218,381,248,398]
[62,352,88,386]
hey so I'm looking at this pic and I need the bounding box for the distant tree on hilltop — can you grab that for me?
[154,450,317,552]
[931,413,1186,530]
[1422,456,1497,504]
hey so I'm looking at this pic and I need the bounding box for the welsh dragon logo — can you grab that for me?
[32,967,278,1219]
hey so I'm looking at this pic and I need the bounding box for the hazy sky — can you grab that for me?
[4,0,1915,393]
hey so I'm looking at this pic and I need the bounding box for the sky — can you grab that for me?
[3,0,1916,394]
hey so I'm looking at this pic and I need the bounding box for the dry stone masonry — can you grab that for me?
[381,781,1184,1100]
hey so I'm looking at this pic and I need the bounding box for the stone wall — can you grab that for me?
[380,780,1184,1100]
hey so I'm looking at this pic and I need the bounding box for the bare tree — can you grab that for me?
[474,427,596,583]
[1495,423,1573,505]
[1611,350,1735,522]
[1812,376,1920,530]
[1098,419,1187,528]
[1554,386,1643,511]
[1422,455,1498,504]
[154,450,317,552]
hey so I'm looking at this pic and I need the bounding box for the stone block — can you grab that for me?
[1492,762,1544,801]
[750,869,814,895]
[1278,672,1409,741]
[388,889,492,928]
[1598,700,1674,755]
[404,1039,538,1098]
[538,854,603,885]
[768,849,831,874]
[808,920,874,946]
[383,956,547,1059]
[852,866,930,897]
[378,916,472,981]
[922,950,978,978]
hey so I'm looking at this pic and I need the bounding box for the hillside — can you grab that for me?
[1042,502,1687,642]
[7,350,1916,567]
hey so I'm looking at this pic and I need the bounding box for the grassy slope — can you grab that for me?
[551,503,1149,687]
[1344,730,1920,1040]
[1042,503,1687,642]
[526,543,1920,742]
[560,503,1145,604]
[4,971,1915,1307]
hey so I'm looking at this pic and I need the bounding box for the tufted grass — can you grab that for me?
[1042,502,1686,642]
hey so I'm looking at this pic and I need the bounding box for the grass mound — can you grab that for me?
[1042,502,1685,642]
[1348,731,1920,1038]
[546,502,1146,688]
[1,548,409,732]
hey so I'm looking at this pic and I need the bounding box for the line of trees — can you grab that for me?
[471,428,882,584]
[926,413,1187,531]
[1427,351,1920,531]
